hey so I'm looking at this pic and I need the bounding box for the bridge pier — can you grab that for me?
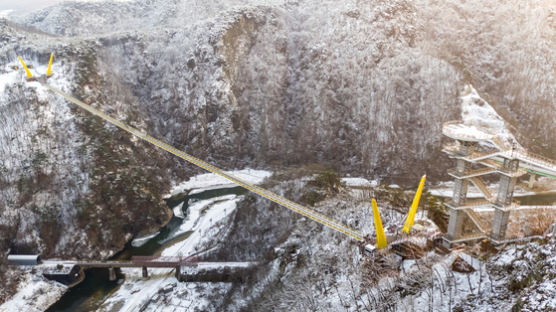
[443,142,472,248]
[528,173,536,189]
[175,265,181,280]
[490,159,519,242]
[142,266,148,278]
[444,210,465,248]
[491,208,511,241]
[108,268,116,281]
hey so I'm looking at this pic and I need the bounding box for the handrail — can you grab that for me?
[448,233,487,244]
[515,205,556,210]
[466,150,501,161]
[447,167,497,178]
[442,120,556,174]
[515,151,556,169]
[41,83,365,241]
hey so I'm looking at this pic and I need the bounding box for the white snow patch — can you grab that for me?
[444,122,492,141]
[341,177,378,187]
[401,259,418,273]
[0,274,66,312]
[0,10,13,18]
[460,85,522,149]
[401,251,492,312]
[99,269,176,312]
[165,194,238,241]
[0,68,20,94]
[172,201,185,218]
[168,168,272,197]
[162,195,241,257]
[131,231,160,247]
[461,85,505,130]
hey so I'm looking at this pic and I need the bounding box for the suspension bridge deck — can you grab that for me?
[41,82,365,242]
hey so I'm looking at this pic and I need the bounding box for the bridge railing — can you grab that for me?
[447,167,497,179]
[131,255,199,265]
[42,83,365,241]
[515,150,556,170]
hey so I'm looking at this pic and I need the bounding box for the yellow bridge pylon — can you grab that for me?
[371,198,388,249]
[47,53,54,77]
[18,54,55,80]
[402,174,426,234]
[18,56,34,80]
[371,174,426,249]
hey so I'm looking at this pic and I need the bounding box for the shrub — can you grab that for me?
[310,168,345,195]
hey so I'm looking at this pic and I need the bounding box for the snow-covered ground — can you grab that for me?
[341,177,378,188]
[399,252,494,311]
[168,169,272,197]
[0,67,20,94]
[0,10,13,18]
[172,201,185,218]
[162,195,242,256]
[101,169,270,311]
[101,271,232,312]
[100,193,242,311]
[460,85,522,150]
[130,230,160,247]
[444,85,523,151]
[0,272,67,312]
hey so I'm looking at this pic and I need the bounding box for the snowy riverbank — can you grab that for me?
[166,169,273,198]
[0,271,67,312]
[100,169,271,311]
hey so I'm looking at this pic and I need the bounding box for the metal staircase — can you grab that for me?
[469,176,495,202]
[465,209,488,233]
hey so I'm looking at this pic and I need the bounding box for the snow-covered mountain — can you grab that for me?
[0,0,555,308]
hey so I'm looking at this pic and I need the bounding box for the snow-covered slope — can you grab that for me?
[1,0,556,308]
[460,84,522,150]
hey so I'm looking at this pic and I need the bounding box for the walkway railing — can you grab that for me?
[514,151,556,171]
[42,83,364,241]
[447,167,497,179]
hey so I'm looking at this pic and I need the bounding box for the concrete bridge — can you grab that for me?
[10,255,258,284]
[44,257,257,281]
